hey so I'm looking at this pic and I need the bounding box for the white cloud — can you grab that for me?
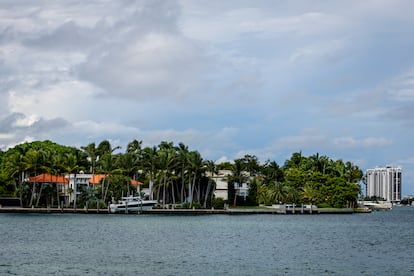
[78,32,207,102]
[289,38,347,64]
[8,80,101,121]
[333,137,391,149]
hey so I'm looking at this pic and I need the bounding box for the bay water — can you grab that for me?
[1,207,413,275]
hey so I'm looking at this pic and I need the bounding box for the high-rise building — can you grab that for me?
[366,166,402,203]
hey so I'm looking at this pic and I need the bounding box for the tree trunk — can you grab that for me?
[203,179,212,208]
[162,174,166,208]
[149,173,154,200]
[103,178,110,203]
[35,183,44,207]
[190,174,196,208]
[171,180,176,205]
[56,182,60,208]
[29,178,36,207]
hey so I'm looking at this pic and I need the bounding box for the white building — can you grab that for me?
[366,166,402,203]
[211,170,250,201]
[212,170,231,200]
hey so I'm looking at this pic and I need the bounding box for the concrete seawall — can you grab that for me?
[0,207,360,215]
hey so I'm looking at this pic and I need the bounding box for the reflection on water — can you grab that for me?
[1,206,414,275]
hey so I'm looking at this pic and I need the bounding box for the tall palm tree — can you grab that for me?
[115,151,139,196]
[81,143,97,174]
[126,139,142,154]
[157,147,176,207]
[95,141,120,202]
[126,139,143,187]
[176,142,189,203]
[63,153,80,209]
[4,147,27,206]
[23,149,45,207]
[228,159,248,207]
[187,150,203,208]
[142,146,158,200]
[35,149,53,207]
[203,160,217,208]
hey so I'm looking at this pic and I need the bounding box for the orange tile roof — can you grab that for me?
[28,174,68,184]
[131,179,143,186]
[89,174,107,185]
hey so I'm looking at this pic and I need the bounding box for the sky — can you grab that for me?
[1,0,414,195]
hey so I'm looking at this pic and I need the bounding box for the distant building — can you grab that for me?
[366,166,402,203]
[212,170,231,200]
[211,170,250,201]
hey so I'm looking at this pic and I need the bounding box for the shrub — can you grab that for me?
[213,198,225,209]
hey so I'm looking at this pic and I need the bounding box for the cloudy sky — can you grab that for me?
[1,0,414,194]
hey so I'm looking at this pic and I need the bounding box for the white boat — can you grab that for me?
[109,196,158,213]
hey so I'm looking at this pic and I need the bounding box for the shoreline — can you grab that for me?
[0,206,367,215]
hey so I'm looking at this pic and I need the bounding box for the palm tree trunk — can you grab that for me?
[149,173,154,200]
[29,176,37,207]
[171,180,176,205]
[56,183,60,208]
[190,175,196,208]
[19,171,24,207]
[35,183,44,207]
[162,174,166,208]
[104,178,110,203]
[203,179,212,208]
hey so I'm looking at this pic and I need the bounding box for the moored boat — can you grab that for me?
[109,196,158,213]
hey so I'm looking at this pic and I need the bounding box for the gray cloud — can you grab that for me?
[23,21,96,51]
[0,113,69,149]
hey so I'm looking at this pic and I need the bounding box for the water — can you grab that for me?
[1,207,414,276]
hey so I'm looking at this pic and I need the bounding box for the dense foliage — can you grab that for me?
[0,140,363,208]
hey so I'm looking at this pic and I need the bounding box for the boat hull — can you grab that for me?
[109,200,157,213]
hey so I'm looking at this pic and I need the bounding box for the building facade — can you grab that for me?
[211,170,250,201]
[366,166,402,203]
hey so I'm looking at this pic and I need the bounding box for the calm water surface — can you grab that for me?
[1,207,413,275]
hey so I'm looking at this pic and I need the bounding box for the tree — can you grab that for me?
[176,142,189,203]
[203,160,217,208]
[269,181,288,204]
[301,183,319,205]
[187,150,204,208]
[142,146,158,200]
[23,149,45,207]
[157,147,176,207]
[63,153,80,209]
[227,159,248,207]
[81,143,98,174]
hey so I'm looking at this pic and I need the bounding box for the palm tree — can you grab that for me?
[262,160,283,184]
[4,147,27,206]
[126,139,142,154]
[81,143,98,174]
[142,146,158,200]
[126,139,143,188]
[35,149,53,207]
[23,149,45,207]
[301,183,319,205]
[187,150,203,208]
[203,160,217,208]
[50,152,65,208]
[228,159,248,207]
[157,147,176,208]
[63,153,80,209]
[269,181,288,204]
[176,142,189,203]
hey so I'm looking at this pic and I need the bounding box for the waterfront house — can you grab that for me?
[211,170,250,201]
[27,173,69,206]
